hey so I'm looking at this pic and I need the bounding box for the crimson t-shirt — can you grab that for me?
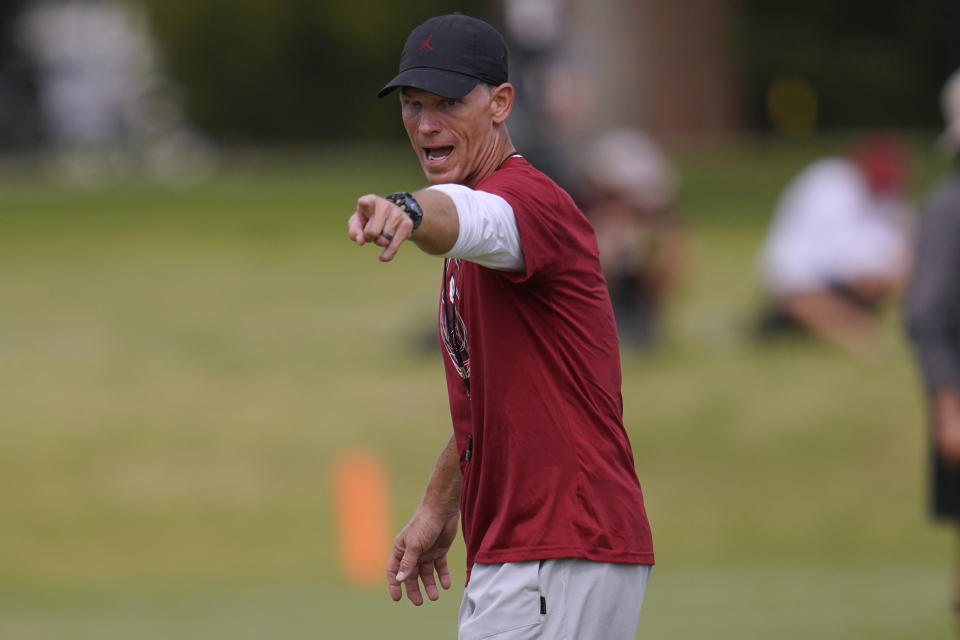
[439,156,654,578]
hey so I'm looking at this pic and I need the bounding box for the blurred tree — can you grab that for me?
[142,0,490,144]
[741,0,960,131]
[0,0,41,147]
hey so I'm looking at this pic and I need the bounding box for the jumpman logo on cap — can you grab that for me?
[418,34,435,51]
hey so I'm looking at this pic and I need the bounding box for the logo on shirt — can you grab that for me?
[440,259,470,391]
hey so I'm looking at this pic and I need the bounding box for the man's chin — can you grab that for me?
[421,165,459,185]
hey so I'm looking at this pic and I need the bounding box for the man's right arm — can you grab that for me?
[408,189,461,255]
[348,189,459,262]
[348,186,524,270]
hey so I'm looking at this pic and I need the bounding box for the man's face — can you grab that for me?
[400,84,497,186]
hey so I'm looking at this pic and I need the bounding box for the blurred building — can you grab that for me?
[562,0,741,143]
[499,0,740,150]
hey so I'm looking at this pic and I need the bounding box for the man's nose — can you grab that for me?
[418,109,441,135]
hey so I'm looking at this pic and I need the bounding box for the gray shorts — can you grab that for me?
[458,559,651,640]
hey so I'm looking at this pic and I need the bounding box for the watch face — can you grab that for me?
[387,192,422,229]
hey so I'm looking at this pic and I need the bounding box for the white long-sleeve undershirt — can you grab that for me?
[428,183,525,272]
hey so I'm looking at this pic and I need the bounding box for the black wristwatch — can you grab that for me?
[384,191,423,230]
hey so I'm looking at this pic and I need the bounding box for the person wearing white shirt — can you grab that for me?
[757,135,912,354]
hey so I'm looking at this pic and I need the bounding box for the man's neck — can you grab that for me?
[464,133,516,188]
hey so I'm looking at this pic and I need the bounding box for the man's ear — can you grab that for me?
[490,83,514,124]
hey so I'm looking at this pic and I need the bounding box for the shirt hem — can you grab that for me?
[472,547,655,567]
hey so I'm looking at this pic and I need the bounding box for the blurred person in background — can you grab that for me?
[580,129,684,348]
[755,134,913,354]
[347,14,653,640]
[14,0,213,184]
[905,67,960,631]
[500,0,593,202]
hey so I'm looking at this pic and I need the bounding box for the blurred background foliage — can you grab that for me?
[740,0,960,130]
[136,0,491,142]
[1,0,957,145]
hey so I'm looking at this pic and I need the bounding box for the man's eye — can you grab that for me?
[446,99,457,107]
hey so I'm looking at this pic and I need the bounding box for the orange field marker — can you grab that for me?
[332,449,392,588]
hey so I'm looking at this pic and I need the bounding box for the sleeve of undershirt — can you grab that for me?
[427,183,525,272]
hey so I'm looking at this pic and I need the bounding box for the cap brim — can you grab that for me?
[377,68,479,99]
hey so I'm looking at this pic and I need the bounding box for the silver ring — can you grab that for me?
[380,231,394,242]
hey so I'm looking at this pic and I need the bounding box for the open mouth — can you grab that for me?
[424,146,454,162]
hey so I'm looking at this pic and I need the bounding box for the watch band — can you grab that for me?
[384,191,423,230]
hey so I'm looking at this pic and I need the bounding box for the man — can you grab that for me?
[756,134,913,354]
[905,67,960,631]
[347,14,654,639]
[581,128,685,348]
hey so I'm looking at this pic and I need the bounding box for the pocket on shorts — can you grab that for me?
[459,561,544,640]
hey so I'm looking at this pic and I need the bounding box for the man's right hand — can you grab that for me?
[348,194,414,262]
[386,506,459,606]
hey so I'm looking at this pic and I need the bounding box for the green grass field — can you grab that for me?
[0,139,955,639]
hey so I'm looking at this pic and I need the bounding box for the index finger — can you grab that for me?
[348,195,380,244]
[347,212,366,245]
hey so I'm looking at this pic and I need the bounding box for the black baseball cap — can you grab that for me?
[377,14,508,99]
